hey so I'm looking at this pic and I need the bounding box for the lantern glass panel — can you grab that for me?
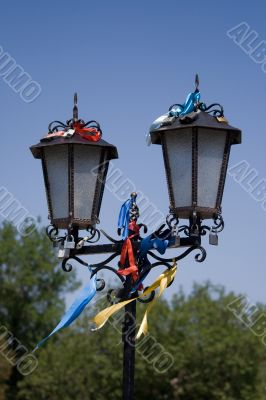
[164,130,192,207]
[44,145,69,219]
[197,129,227,208]
[73,145,102,220]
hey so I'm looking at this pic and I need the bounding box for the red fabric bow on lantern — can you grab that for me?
[42,94,102,143]
[42,121,102,142]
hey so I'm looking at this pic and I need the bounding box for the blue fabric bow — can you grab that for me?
[139,235,170,258]
[118,195,136,239]
[169,90,201,117]
[34,271,97,350]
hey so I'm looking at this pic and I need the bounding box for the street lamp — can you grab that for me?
[30,94,118,231]
[150,102,241,222]
[30,78,241,400]
[148,76,241,245]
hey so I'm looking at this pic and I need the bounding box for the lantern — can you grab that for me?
[30,95,118,230]
[149,107,241,220]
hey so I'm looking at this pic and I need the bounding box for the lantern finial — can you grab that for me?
[195,74,199,90]
[73,92,78,122]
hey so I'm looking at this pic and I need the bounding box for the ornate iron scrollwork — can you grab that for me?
[46,204,224,304]
[198,102,224,117]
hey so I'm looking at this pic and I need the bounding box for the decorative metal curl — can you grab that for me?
[48,118,102,136]
[148,260,172,270]
[48,120,69,133]
[90,265,125,284]
[62,256,89,272]
[212,214,224,233]
[178,225,190,237]
[194,246,207,262]
[168,103,185,112]
[147,244,206,263]
[198,102,224,117]
[101,229,122,244]
[200,214,224,235]
[85,226,101,243]
[46,224,65,246]
[46,224,58,241]
[166,211,179,229]
[47,94,102,138]
[90,252,121,269]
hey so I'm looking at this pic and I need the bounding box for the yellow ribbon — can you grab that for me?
[136,263,177,339]
[91,262,177,337]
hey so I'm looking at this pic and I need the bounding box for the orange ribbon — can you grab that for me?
[117,237,139,282]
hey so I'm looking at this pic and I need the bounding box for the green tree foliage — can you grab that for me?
[0,222,79,400]
[135,285,266,400]
[18,285,266,400]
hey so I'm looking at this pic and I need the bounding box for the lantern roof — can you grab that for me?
[150,110,241,145]
[30,135,118,160]
[149,75,241,146]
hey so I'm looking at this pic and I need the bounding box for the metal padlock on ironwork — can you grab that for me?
[171,226,180,247]
[63,128,75,138]
[53,240,59,248]
[209,229,218,246]
[58,247,70,259]
[173,235,180,247]
[64,235,76,249]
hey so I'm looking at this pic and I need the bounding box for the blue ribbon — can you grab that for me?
[129,236,171,294]
[118,196,136,239]
[139,235,170,259]
[34,271,97,350]
[169,90,201,117]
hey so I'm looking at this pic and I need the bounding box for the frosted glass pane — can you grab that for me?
[197,129,226,208]
[73,146,102,220]
[44,145,69,219]
[165,131,192,207]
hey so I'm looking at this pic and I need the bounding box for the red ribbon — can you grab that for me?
[43,122,101,142]
[73,122,101,142]
[128,221,140,236]
[117,237,139,282]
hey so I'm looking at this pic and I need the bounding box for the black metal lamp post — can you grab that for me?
[30,79,241,400]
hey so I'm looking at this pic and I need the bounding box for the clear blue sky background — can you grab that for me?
[0,0,265,304]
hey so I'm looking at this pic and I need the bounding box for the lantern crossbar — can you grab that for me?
[73,236,201,256]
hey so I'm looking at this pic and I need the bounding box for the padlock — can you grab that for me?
[76,236,90,249]
[216,116,228,123]
[170,226,180,247]
[161,116,176,126]
[209,229,218,246]
[173,235,180,247]
[63,128,75,138]
[64,235,76,249]
[58,248,70,259]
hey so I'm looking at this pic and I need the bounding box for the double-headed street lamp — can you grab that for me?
[30,77,241,400]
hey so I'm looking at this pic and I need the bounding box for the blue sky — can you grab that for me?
[0,0,266,304]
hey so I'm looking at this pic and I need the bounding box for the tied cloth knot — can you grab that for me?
[117,192,139,239]
[42,121,101,142]
[117,194,140,282]
[117,237,139,282]
[91,262,178,335]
